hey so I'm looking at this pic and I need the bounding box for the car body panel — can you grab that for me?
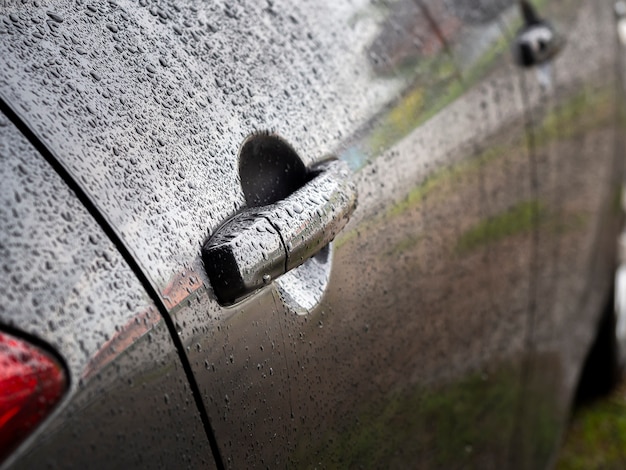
[0,112,214,468]
[511,1,625,467]
[0,0,623,468]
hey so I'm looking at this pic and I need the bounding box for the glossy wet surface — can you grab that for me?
[0,0,622,467]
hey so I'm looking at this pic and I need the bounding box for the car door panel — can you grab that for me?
[0,0,530,467]
[0,0,622,468]
[511,1,625,467]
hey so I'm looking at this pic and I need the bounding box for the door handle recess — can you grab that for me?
[202,159,357,305]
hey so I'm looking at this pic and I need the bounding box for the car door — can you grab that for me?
[0,0,537,468]
[509,1,625,467]
[152,1,536,467]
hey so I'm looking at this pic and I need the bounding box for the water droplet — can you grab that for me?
[46,12,64,23]
[292,202,303,214]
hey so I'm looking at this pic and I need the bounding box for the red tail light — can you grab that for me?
[0,332,67,462]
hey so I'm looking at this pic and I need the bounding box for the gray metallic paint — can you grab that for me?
[0,0,623,468]
[0,113,214,468]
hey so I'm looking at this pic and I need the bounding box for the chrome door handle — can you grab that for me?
[202,159,357,305]
[513,0,564,68]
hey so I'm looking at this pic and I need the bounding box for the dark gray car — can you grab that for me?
[0,0,624,468]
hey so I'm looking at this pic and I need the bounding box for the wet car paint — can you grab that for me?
[0,0,623,468]
[0,113,215,468]
[510,1,625,467]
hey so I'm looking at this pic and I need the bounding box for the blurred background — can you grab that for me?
[557,231,626,470]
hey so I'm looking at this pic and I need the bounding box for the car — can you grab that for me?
[0,0,624,467]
